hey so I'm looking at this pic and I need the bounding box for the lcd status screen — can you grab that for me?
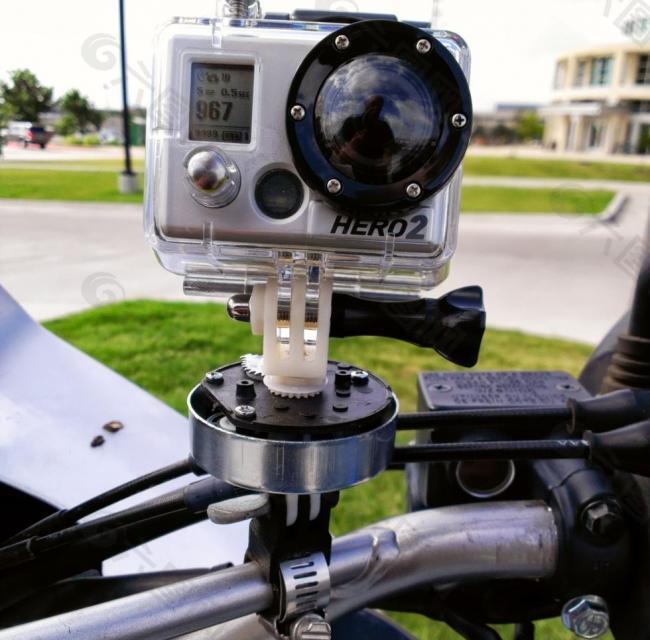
[189,63,254,143]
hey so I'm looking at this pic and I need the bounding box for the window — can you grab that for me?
[637,54,650,85]
[574,60,588,86]
[554,61,567,89]
[590,57,613,86]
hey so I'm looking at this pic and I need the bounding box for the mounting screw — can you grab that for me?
[334,34,350,50]
[351,370,369,386]
[290,613,332,640]
[582,500,625,541]
[327,178,342,194]
[406,182,422,199]
[234,405,256,421]
[205,370,224,385]
[561,595,609,639]
[416,38,432,54]
[290,104,306,121]
[451,113,468,129]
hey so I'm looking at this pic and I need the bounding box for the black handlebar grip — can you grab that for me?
[587,419,650,477]
[329,286,486,367]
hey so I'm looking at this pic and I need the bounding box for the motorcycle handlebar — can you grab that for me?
[0,501,558,640]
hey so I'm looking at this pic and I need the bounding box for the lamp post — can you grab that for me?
[117,0,138,194]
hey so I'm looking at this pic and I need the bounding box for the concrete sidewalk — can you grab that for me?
[0,183,648,343]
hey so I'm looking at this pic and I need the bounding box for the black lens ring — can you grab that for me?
[286,20,472,215]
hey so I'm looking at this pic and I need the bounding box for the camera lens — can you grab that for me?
[255,169,304,219]
[315,54,439,186]
[286,20,472,215]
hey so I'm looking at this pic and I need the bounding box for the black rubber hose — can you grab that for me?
[6,458,196,544]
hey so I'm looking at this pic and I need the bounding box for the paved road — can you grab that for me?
[1,180,648,344]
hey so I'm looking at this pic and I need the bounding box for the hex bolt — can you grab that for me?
[351,370,369,386]
[561,595,610,639]
[406,182,422,199]
[234,405,256,421]
[451,113,468,129]
[334,34,350,50]
[326,178,342,194]
[290,613,332,640]
[204,370,224,385]
[416,38,432,54]
[290,104,306,121]
[581,500,625,541]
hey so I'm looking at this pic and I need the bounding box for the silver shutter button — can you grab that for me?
[185,148,241,208]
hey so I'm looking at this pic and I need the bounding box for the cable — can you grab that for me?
[0,477,247,610]
[392,439,589,464]
[6,458,197,544]
[396,407,570,431]
[0,476,247,570]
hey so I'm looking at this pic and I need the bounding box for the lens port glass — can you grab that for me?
[315,54,439,185]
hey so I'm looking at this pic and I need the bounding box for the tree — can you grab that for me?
[516,111,544,142]
[0,69,53,122]
[59,89,103,133]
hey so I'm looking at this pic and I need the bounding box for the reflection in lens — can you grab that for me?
[314,54,440,185]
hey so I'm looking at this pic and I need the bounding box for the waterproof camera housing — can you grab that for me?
[145,15,471,298]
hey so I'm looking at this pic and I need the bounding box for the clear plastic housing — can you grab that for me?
[144,16,471,298]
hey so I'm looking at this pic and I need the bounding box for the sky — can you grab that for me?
[0,0,643,113]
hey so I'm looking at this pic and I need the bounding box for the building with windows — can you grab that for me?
[542,44,650,154]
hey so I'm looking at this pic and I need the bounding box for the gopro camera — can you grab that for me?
[145,12,472,297]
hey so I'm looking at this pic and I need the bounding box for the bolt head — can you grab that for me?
[451,113,468,129]
[406,182,422,199]
[561,596,610,639]
[334,34,350,50]
[290,613,332,640]
[290,104,306,121]
[234,404,256,420]
[326,178,342,194]
[416,38,432,54]
[205,370,224,385]
[582,500,624,541]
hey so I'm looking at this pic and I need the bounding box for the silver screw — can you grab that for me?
[416,38,432,54]
[406,182,422,199]
[451,113,468,129]
[561,596,610,639]
[290,104,306,121]
[290,613,332,640]
[205,370,224,385]
[334,34,350,50]
[326,178,342,194]
[234,405,256,420]
[351,370,369,386]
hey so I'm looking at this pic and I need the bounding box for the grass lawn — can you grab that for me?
[0,158,145,172]
[0,169,143,204]
[464,155,650,182]
[461,185,613,214]
[44,299,601,640]
[0,167,614,214]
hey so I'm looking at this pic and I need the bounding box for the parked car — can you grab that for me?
[21,125,53,149]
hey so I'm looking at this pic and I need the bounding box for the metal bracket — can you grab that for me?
[279,551,331,622]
